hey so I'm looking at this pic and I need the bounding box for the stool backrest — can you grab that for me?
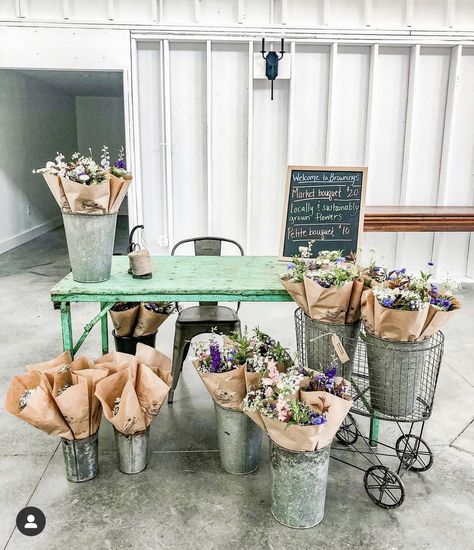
[171,236,244,307]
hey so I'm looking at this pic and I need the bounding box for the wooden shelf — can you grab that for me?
[364,206,474,232]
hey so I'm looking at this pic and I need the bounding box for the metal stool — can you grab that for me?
[167,237,244,403]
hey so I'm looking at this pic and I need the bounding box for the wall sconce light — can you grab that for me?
[260,37,285,100]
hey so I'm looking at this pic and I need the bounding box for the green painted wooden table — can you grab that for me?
[51,255,292,356]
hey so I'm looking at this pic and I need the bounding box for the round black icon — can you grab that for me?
[16,507,46,536]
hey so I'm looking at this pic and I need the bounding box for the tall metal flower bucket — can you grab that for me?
[114,427,150,474]
[301,311,360,379]
[61,432,99,483]
[214,403,262,474]
[365,333,433,417]
[271,442,331,529]
[62,211,118,283]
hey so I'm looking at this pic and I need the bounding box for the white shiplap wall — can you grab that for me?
[135,37,474,279]
[1,0,474,278]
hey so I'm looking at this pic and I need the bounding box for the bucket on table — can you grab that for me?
[114,427,150,474]
[270,442,331,529]
[366,332,432,417]
[62,211,118,283]
[113,330,157,355]
[214,403,262,474]
[61,432,99,482]
[302,313,360,379]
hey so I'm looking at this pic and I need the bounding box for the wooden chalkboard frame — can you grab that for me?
[280,165,368,259]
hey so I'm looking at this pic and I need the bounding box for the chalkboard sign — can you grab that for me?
[280,166,367,258]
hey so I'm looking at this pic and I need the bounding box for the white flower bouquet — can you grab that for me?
[33,146,132,214]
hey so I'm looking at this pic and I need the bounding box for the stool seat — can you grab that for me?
[177,305,239,324]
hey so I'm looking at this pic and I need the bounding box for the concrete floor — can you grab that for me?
[0,226,473,550]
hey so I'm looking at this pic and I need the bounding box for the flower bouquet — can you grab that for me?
[242,367,352,528]
[361,266,460,416]
[133,302,175,337]
[281,246,363,378]
[5,354,109,482]
[34,148,133,283]
[192,334,264,474]
[109,302,140,337]
[230,328,293,391]
[95,344,172,474]
[109,302,174,354]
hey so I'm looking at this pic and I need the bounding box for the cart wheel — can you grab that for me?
[336,413,358,446]
[395,434,434,472]
[364,466,405,509]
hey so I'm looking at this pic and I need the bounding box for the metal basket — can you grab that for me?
[294,308,445,423]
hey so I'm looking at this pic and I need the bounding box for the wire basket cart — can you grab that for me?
[294,308,445,509]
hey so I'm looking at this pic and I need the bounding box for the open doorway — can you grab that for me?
[0,69,129,255]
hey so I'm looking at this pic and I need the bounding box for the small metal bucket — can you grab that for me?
[303,314,361,379]
[366,332,433,417]
[214,403,262,474]
[114,427,150,474]
[62,211,118,283]
[61,432,99,483]
[271,442,331,529]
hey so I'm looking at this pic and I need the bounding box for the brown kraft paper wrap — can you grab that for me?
[418,304,459,340]
[108,174,133,213]
[71,361,109,435]
[280,279,309,315]
[193,361,246,410]
[44,369,90,440]
[300,389,352,448]
[244,368,262,392]
[96,368,145,435]
[374,300,429,342]
[25,351,72,373]
[42,171,71,212]
[60,175,110,214]
[4,371,74,439]
[361,289,376,335]
[95,363,170,435]
[95,351,137,373]
[133,303,169,337]
[109,304,140,337]
[135,343,172,373]
[345,278,365,324]
[135,363,171,425]
[304,278,354,324]
[261,415,328,452]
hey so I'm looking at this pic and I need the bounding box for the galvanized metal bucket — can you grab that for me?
[61,432,99,483]
[303,314,360,379]
[214,403,262,474]
[271,442,331,529]
[62,211,118,283]
[366,332,433,417]
[114,427,150,474]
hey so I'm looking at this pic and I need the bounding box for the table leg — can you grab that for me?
[369,414,379,448]
[60,302,73,356]
[100,302,109,355]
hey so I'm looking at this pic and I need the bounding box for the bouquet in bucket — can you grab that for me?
[95,343,172,436]
[192,329,292,409]
[33,146,132,214]
[361,264,461,341]
[242,363,352,451]
[280,243,364,324]
[4,353,109,441]
[109,302,174,337]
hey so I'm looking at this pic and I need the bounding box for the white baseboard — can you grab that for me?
[0,215,63,255]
